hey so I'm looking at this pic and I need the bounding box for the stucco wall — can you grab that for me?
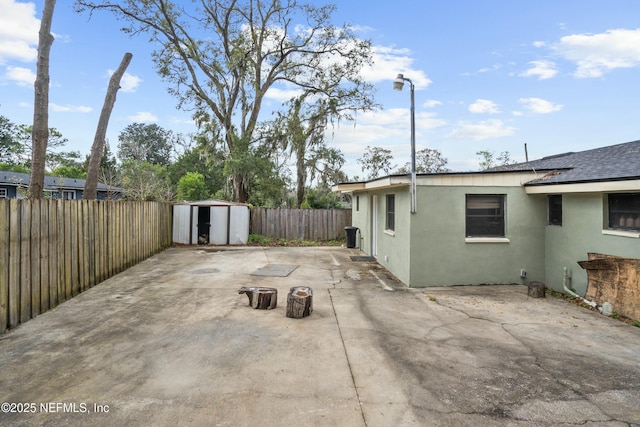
[371,187,412,285]
[349,183,638,290]
[350,187,412,285]
[407,186,547,287]
[544,193,640,294]
[351,193,372,253]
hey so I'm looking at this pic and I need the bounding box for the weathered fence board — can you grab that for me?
[0,201,8,332]
[8,199,19,328]
[249,208,351,241]
[0,199,172,334]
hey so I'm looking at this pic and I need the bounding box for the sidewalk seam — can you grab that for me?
[328,288,368,427]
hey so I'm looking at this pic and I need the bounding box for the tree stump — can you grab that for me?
[238,287,277,309]
[286,286,313,319]
[527,281,546,298]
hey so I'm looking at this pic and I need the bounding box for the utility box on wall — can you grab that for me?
[172,200,250,245]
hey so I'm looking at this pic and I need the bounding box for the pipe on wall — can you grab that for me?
[562,267,601,312]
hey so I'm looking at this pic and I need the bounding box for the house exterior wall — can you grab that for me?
[544,192,640,295]
[408,185,547,287]
[343,173,638,290]
[351,193,372,253]
[0,185,18,198]
[371,187,412,285]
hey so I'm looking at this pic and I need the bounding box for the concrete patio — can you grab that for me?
[1,246,639,427]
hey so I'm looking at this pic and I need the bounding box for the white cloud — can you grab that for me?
[128,112,158,122]
[533,41,546,48]
[469,99,500,114]
[362,45,431,89]
[0,0,40,64]
[50,103,93,113]
[108,71,142,92]
[553,28,640,78]
[265,86,303,102]
[4,66,35,85]
[423,99,442,108]
[478,64,502,73]
[520,60,558,80]
[447,119,516,141]
[519,97,563,114]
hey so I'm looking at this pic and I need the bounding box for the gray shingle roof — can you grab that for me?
[498,139,640,186]
[0,171,120,192]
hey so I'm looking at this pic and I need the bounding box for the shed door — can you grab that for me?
[172,205,191,244]
[210,206,229,245]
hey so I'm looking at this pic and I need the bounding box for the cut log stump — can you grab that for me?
[286,286,313,319]
[239,287,277,310]
[527,281,546,298]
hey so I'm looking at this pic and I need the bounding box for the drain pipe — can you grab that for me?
[562,267,601,312]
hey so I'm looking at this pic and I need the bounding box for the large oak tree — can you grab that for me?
[75,0,374,203]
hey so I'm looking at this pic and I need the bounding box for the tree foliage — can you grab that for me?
[0,115,24,165]
[119,160,174,201]
[357,146,396,180]
[117,122,177,166]
[397,148,450,174]
[476,150,515,170]
[75,0,375,203]
[177,172,208,201]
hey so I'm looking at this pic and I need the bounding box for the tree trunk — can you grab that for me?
[527,282,546,298]
[84,52,133,200]
[29,0,56,199]
[296,149,306,207]
[232,174,248,204]
[238,287,277,310]
[286,286,313,318]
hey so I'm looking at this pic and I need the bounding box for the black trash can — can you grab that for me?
[344,226,358,248]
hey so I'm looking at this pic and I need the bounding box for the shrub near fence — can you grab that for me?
[0,199,172,333]
[250,208,352,241]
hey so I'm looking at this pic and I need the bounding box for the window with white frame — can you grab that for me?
[62,190,76,200]
[0,188,7,198]
[385,194,395,231]
[466,194,505,237]
[608,193,640,231]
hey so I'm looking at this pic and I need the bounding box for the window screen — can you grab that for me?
[466,194,505,237]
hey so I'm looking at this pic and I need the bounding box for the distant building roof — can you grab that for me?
[498,139,640,186]
[0,171,121,192]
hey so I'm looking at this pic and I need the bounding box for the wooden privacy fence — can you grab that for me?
[250,208,352,241]
[0,199,172,333]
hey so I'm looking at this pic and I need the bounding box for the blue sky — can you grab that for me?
[1,0,639,179]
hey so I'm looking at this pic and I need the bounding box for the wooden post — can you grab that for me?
[286,286,313,319]
[239,287,277,310]
[527,281,546,298]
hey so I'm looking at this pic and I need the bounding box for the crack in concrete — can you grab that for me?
[327,288,368,427]
[429,295,634,425]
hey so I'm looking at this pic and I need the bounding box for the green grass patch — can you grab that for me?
[247,234,345,247]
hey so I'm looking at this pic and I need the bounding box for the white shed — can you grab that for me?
[172,200,250,245]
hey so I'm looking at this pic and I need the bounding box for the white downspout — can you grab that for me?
[562,267,602,312]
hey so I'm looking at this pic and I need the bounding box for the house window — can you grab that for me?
[466,194,505,237]
[548,195,562,226]
[0,188,6,198]
[385,194,395,231]
[62,190,76,200]
[356,196,360,212]
[608,193,640,231]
